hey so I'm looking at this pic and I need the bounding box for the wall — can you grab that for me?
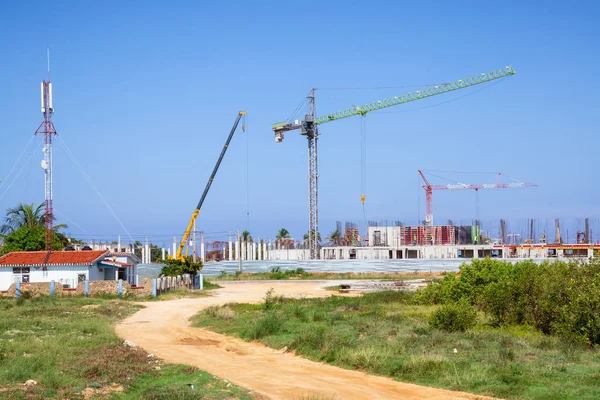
[88,265,104,281]
[0,269,13,291]
[0,265,89,291]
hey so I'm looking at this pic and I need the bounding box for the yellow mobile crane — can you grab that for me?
[174,111,247,262]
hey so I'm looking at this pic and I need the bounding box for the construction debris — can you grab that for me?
[338,279,431,293]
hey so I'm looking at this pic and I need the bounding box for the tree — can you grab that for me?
[303,229,322,246]
[1,202,67,235]
[276,228,290,240]
[241,230,253,243]
[275,228,290,247]
[160,258,203,277]
[326,230,341,246]
[1,226,65,254]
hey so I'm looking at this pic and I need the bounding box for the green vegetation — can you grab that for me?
[303,229,322,245]
[193,268,600,399]
[159,258,203,277]
[0,296,253,399]
[416,258,600,346]
[325,229,341,246]
[212,269,437,281]
[0,202,70,254]
[428,300,477,332]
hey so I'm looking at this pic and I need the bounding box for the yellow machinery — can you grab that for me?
[174,111,247,261]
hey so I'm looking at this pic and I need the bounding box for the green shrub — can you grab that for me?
[248,312,285,339]
[415,258,600,345]
[429,301,477,332]
[160,258,203,276]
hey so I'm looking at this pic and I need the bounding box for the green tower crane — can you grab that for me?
[272,66,516,259]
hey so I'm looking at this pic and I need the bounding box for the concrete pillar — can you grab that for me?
[118,236,121,252]
[115,268,119,281]
[200,242,205,263]
[253,242,257,260]
[229,240,233,261]
[262,241,266,261]
[242,241,246,261]
[235,240,240,261]
[162,248,166,260]
[167,248,171,258]
[172,237,177,260]
[589,248,594,258]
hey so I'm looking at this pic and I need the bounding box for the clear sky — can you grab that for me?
[0,0,598,245]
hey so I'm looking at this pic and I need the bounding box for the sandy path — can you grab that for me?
[116,281,493,400]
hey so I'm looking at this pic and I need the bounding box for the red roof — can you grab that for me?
[0,250,108,267]
[101,258,133,267]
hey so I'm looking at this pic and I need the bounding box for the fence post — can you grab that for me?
[84,281,89,296]
[199,273,204,290]
[50,281,55,297]
[15,281,21,298]
[152,279,157,297]
[118,279,123,297]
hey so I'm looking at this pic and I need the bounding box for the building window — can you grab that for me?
[374,231,381,246]
[78,274,87,283]
[13,267,30,283]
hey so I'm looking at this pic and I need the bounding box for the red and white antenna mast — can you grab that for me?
[34,49,57,251]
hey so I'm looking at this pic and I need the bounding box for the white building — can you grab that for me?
[0,250,140,291]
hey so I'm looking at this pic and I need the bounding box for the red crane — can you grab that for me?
[417,170,537,227]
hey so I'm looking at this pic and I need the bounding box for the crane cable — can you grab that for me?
[360,116,368,244]
[244,113,250,230]
[0,140,41,203]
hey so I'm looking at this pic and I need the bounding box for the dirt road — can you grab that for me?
[116,281,493,400]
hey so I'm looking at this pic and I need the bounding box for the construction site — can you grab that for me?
[2,63,599,269]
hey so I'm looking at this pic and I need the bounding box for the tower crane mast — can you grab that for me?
[272,66,516,259]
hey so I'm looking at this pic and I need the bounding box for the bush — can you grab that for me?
[160,258,203,276]
[205,305,234,320]
[417,257,600,345]
[248,312,285,339]
[429,300,477,332]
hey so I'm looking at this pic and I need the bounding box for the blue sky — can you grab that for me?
[0,0,598,245]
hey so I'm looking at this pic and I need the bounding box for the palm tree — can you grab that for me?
[241,230,253,243]
[1,202,67,235]
[326,229,341,246]
[275,228,290,248]
[303,229,322,247]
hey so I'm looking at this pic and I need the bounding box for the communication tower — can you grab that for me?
[34,51,57,251]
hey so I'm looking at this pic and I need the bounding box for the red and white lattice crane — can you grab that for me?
[417,170,536,227]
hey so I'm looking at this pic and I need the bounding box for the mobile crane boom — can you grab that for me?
[175,111,247,262]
